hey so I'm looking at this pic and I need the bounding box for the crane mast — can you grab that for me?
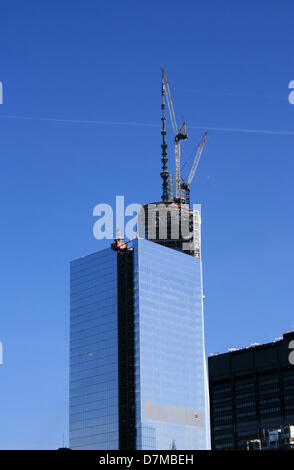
[160,68,208,207]
[161,68,187,199]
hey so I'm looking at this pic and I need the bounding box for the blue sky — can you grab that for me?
[0,0,293,449]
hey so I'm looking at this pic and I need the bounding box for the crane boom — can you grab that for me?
[161,68,178,135]
[180,131,208,206]
[187,131,208,185]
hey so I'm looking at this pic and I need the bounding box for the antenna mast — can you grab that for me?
[160,72,169,202]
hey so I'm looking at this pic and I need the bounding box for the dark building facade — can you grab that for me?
[209,332,294,449]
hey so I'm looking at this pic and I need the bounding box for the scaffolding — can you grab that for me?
[138,201,201,259]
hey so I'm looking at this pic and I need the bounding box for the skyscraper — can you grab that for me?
[70,235,210,450]
[69,70,210,450]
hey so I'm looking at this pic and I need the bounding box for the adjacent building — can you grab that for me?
[209,332,294,449]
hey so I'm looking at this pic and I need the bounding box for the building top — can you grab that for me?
[210,331,294,359]
[208,331,294,379]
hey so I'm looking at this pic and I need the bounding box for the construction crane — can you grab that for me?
[161,68,188,199]
[181,131,208,206]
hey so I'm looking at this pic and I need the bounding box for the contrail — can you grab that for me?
[0,114,158,128]
[0,114,293,136]
[189,124,294,136]
[180,89,287,102]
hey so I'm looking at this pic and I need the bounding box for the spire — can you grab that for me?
[160,71,169,202]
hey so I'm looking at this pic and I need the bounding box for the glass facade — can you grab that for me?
[69,248,119,450]
[69,237,210,450]
[133,238,210,450]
